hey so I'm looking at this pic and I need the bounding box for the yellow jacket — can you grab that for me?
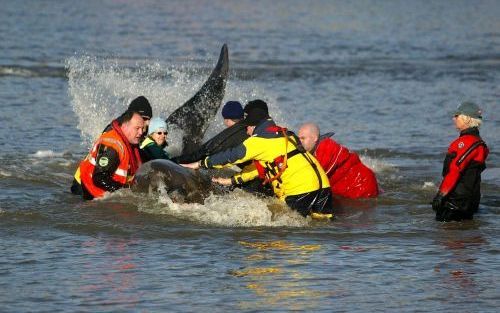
[202,119,329,200]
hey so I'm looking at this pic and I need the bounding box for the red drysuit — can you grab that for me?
[313,136,379,199]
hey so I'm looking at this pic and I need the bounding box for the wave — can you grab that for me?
[359,155,398,174]
[32,150,68,158]
[0,65,66,78]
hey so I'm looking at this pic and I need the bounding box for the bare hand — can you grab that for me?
[180,161,200,170]
[212,177,232,186]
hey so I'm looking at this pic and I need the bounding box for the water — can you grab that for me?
[1,0,499,311]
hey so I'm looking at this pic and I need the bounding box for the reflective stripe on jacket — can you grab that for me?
[80,128,135,198]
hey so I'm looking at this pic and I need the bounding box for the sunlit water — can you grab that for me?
[1,1,499,312]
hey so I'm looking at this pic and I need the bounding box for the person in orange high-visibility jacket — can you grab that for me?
[79,111,144,200]
[71,96,153,195]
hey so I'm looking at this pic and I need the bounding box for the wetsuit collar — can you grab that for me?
[312,131,335,154]
[460,127,480,137]
[253,118,275,136]
[111,119,142,174]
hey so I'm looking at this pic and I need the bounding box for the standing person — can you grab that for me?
[140,117,170,162]
[432,101,489,222]
[298,123,379,199]
[182,100,333,219]
[79,111,144,200]
[70,96,153,195]
[172,101,248,164]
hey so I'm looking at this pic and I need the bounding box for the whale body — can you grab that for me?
[133,159,210,203]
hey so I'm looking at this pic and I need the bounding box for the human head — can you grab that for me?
[453,101,483,131]
[148,117,168,146]
[243,99,270,126]
[128,96,153,120]
[117,96,153,132]
[298,122,320,152]
[221,101,244,126]
[120,111,144,145]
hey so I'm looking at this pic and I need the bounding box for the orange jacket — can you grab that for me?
[80,122,141,198]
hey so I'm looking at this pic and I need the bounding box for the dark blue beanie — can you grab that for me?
[221,101,244,119]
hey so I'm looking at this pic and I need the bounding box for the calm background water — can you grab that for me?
[1,0,499,312]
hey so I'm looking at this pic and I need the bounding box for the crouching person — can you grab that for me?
[79,111,144,200]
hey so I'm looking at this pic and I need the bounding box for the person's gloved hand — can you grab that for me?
[432,193,445,212]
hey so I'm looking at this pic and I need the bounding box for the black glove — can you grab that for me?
[432,193,445,212]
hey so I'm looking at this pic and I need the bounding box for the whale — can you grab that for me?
[133,159,211,204]
[135,44,229,201]
[166,44,229,155]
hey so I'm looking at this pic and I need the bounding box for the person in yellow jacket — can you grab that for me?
[182,100,334,218]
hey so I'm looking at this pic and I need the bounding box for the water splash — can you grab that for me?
[138,188,308,228]
[66,55,207,148]
[359,154,397,173]
[66,54,283,151]
[32,150,66,158]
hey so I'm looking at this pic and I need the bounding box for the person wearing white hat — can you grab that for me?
[140,117,170,162]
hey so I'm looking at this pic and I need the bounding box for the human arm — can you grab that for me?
[211,163,259,187]
[201,137,260,169]
[174,123,248,164]
[92,146,124,192]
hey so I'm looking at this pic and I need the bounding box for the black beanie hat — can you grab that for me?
[244,99,269,116]
[243,100,270,126]
[128,96,152,119]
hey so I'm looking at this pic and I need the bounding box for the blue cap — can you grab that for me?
[221,101,244,119]
[148,117,167,135]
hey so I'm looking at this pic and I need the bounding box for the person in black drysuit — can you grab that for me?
[173,101,248,164]
[174,100,272,196]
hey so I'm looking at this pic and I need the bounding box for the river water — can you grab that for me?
[1,1,499,312]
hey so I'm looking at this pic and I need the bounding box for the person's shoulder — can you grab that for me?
[318,136,340,149]
[449,134,477,152]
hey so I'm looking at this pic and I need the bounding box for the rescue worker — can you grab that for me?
[432,101,489,222]
[298,123,379,199]
[172,101,248,163]
[140,117,170,162]
[107,96,153,135]
[182,100,334,219]
[70,96,153,195]
[79,111,144,200]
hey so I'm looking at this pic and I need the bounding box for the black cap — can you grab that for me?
[128,96,152,119]
[244,99,269,116]
[243,100,270,126]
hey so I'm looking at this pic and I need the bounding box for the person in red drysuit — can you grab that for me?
[432,101,489,222]
[298,123,379,199]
